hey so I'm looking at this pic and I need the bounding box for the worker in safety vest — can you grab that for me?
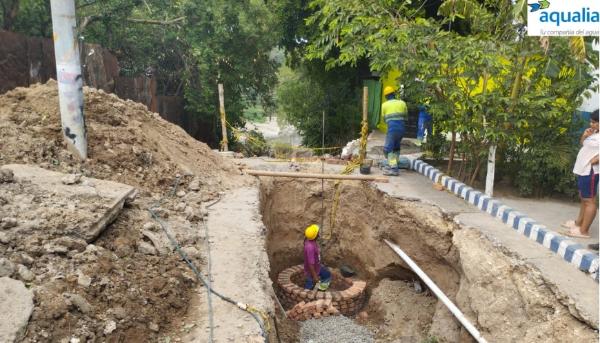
[381,86,408,176]
[303,224,331,291]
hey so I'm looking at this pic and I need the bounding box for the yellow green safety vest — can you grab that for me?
[382,99,408,122]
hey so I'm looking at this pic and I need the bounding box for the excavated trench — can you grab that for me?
[259,178,598,343]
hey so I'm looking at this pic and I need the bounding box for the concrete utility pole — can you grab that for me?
[50,0,87,160]
[218,83,228,152]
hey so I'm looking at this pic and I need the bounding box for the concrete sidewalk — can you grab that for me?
[498,195,599,242]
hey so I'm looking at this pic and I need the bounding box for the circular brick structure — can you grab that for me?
[277,264,367,316]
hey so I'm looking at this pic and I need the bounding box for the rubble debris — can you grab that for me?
[143,222,157,231]
[184,206,201,222]
[181,246,201,260]
[111,306,127,320]
[12,253,33,267]
[137,241,158,255]
[0,258,16,277]
[142,230,171,255]
[0,169,14,183]
[188,179,201,191]
[0,277,34,342]
[103,320,117,335]
[175,202,187,212]
[1,164,135,243]
[61,173,82,185]
[16,265,35,282]
[63,293,93,315]
[149,322,160,332]
[77,271,92,288]
[0,81,243,341]
[42,242,69,255]
[0,232,10,244]
[0,217,17,230]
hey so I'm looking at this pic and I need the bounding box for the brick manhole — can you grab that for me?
[276,264,367,320]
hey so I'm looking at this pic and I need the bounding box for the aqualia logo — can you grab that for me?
[527,0,600,36]
[528,0,551,12]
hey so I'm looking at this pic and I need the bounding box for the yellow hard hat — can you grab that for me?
[383,86,395,96]
[305,224,320,240]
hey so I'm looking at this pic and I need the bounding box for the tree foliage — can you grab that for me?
[276,61,363,148]
[3,0,281,146]
[80,0,281,144]
[305,0,597,195]
[270,0,370,149]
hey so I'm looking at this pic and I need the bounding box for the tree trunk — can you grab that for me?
[469,156,483,186]
[447,129,457,175]
[458,150,466,181]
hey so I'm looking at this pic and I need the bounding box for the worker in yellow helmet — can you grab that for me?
[381,86,408,176]
[303,224,331,290]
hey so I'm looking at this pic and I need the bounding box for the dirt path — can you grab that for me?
[184,186,273,343]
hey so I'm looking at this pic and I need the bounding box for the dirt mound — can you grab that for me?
[0,80,242,191]
[0,81,252,342]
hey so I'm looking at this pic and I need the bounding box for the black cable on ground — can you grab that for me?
[147,177,269,343]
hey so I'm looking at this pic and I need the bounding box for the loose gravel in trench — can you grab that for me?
[300,316,374,343]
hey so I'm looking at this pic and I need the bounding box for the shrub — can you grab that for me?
[232,130,269,157]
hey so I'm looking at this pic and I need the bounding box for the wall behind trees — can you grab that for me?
[0,30,215,142]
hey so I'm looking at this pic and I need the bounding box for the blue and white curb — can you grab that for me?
[411,159,600,281]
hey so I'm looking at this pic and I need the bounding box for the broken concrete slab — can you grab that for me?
[137,241,157,255]
[0,164,135,243]
[0,258,15,277]
[141,230,171,255]
[63,293,93,315]
[0,277,34,342]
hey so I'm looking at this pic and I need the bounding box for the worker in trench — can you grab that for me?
[381,86,408,176]
[304,224,332,291]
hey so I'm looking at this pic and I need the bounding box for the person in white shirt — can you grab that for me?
[563,110,599,238]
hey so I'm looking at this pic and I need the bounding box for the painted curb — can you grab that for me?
[410,159,599,281]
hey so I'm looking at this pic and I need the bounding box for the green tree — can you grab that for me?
[305,0,596,196]
[270,0,369,149]
[276,62,363,148]
[77,0,281,146]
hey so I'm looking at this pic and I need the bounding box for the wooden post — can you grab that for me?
[244,169,389,183]
[362,86,368,123]
[359,86,369,161]
[218,83,228,152]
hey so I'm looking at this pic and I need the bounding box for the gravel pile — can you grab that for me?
[300,316,374,343]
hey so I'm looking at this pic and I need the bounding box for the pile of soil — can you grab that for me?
[0,80,241,192]
[0,81,250,342]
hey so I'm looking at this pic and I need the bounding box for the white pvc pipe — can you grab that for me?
[384,239,488,343]
[50,0,87,160]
